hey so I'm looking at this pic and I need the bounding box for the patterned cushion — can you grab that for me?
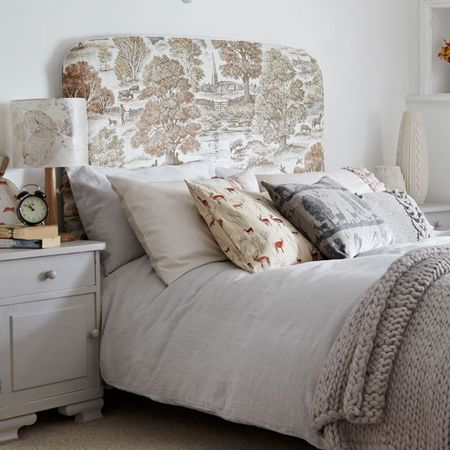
[262,177,395,259]
[360,190,433,243]
[186,181,320,273]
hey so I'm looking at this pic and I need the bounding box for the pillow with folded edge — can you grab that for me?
[67,161,215,276]
[255,168,383,195]
[107,171,260,284]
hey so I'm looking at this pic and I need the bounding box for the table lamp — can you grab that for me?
[10,98,88,227]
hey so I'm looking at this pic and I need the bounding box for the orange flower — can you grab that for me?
[438,40,450,63]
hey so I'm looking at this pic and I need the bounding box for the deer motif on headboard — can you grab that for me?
[62,36,324,174]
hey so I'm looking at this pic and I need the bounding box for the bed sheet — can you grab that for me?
[100,236,450,448]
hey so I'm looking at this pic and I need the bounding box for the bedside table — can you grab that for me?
[421,203,450,231]
[0,241,105,442]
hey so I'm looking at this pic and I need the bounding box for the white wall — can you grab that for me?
[0,0,420,187]
[406,96,450,203]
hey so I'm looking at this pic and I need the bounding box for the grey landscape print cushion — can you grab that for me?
[263,177,394,259]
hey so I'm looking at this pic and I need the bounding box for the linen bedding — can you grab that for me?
[100,234,450,449]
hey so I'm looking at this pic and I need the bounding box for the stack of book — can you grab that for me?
[0,225,60,249]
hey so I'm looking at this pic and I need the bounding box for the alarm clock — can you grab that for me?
[16,184,49,226]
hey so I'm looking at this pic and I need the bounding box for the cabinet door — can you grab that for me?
[0,294,99,408]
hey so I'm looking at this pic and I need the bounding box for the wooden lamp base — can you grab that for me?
[44,167,58,227]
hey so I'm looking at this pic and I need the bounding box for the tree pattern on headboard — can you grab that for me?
[63,36,324,173]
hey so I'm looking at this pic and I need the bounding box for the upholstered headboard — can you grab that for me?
[62,36,324,173]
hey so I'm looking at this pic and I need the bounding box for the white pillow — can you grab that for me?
[67,161,214,275]
[214,166,242,177]
[108,172,259,284]
[256,169,377,195]
[214,173,260,193]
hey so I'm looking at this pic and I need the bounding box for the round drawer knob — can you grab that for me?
[44,270,57,280]
[90,329,100,339]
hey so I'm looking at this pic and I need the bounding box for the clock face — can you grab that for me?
[18,195,48,225]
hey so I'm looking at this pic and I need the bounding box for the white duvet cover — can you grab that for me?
[100,235,450,449]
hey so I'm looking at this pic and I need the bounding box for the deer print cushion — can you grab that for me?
[186,180,320,274]
[263,177,395,259]
[108,172,260,284]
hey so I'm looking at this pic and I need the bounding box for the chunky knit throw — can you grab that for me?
[313,246,450,450]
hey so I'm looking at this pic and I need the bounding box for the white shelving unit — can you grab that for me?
[407,1,450,203]
[421,0,450,95]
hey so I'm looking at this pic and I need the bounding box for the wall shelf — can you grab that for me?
[421,0,450,94]
[406,94,450,102]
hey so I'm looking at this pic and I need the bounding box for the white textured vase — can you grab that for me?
[396,111,429,204]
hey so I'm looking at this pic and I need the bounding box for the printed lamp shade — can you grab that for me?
[10,98,88,168]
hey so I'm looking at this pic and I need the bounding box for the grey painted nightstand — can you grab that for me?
[421,203,450,231]
[0,241,105,442]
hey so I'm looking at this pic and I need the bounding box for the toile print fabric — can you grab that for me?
[263,177,395,259]
[62,36,324,173]
[360,190,433,243]
[186,180,320,274]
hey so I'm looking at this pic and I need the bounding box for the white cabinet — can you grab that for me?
[0,241,105,442]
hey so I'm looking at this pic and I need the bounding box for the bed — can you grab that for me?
[98,236,450,449]
[63,36,450,450]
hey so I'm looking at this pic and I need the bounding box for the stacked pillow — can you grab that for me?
[108,172,262,284]
[69,161,429,281]
[254,168,384,195]
[67,161,214,275]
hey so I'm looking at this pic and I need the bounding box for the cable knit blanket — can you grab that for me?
[313,246,450,450]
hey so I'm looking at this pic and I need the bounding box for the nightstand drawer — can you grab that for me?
[0,252,95,299]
